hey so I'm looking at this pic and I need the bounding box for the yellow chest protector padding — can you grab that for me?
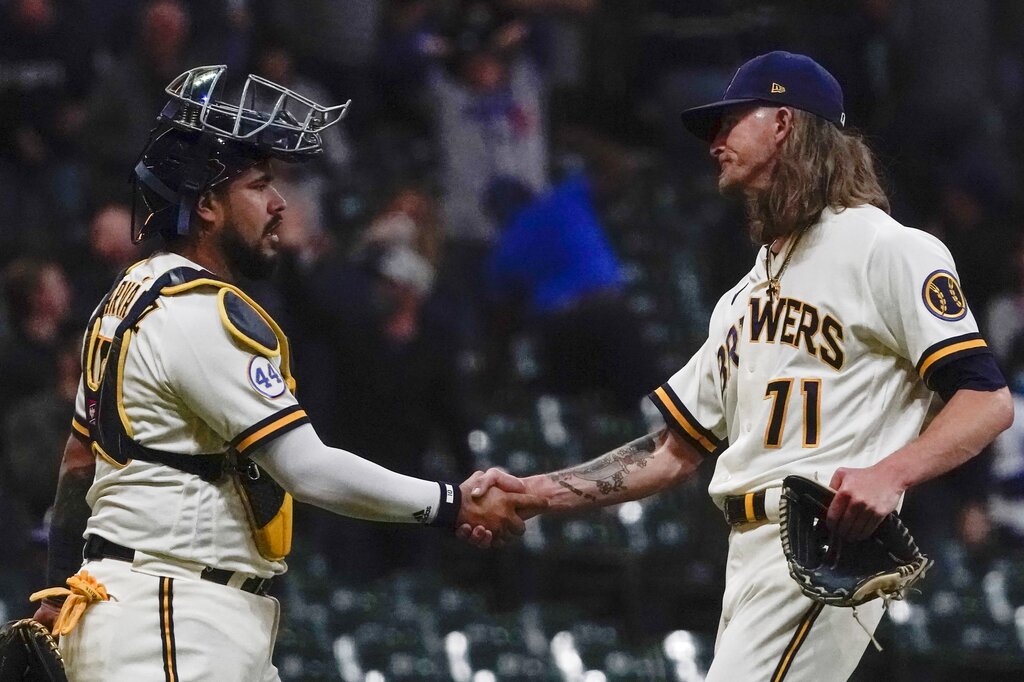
[158,277,296,561]
[232,461,293,562]
[95,273,296,561]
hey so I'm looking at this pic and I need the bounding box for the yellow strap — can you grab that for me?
[30,570,111,636]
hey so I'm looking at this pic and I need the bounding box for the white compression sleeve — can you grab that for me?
[250,423,448,524]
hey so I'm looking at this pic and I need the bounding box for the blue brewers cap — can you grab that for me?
[680,51,845,141]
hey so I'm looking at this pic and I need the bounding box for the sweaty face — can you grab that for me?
[215,163,287,280]
[710,106,783,195]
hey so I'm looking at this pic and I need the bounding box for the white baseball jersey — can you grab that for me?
[72,252,304,577]
[650,204,990,681]
[650,204,989,506]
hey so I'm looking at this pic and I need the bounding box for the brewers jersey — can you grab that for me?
[650,204,988,506]
[71,252,305,577]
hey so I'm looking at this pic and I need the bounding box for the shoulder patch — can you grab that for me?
[218,289,281,356]
[922,270,968,321]
[247,356,287,398]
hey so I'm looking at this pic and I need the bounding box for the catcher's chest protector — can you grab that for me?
[82,266,295,561]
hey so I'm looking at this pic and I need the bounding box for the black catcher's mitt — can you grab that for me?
[779,475,932,607]
[0,619,67,682]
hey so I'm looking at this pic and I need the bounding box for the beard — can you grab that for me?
[217,218,278,280]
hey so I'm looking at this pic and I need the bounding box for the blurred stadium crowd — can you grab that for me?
[1,0,1024,679]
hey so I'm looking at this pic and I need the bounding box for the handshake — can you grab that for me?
[454,468,546,548]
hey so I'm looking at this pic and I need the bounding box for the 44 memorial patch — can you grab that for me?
[248,356,286,398]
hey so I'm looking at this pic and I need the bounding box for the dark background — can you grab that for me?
[2,1,1024,679]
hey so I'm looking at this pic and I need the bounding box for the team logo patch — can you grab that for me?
[922,270,967,321]
[248,356,286,398]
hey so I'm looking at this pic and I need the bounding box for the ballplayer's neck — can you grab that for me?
[769,234,791,256]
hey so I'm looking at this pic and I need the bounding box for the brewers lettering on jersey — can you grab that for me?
[460,51,1012,682]
[32,66,545,682]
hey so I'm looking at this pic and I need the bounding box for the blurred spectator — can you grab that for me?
[251,0,381,131]
[250,42,355,235]
[485,171,660,409]
[949,500,1000,578]
[1,327,80,528]
[253,42,354,184]
[281,189,475,580]
[876,0,997,221]
[357,186,445,269]
[67,203,145,325]
[0,258,72,422]
[989,333,1024,546]
[802,1,901,135]
[190,0,256,74]
[81,0,197,204]
[924,160,1015,322]
[0,0,93,248]
[986,233,1024,368]
[922,500,1004,661]
[376,0,448,131]
[429,1,549,244]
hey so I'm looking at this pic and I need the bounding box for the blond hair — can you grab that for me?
[747,110,890,243]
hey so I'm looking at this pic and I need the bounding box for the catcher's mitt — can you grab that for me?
[0,619,67,682]
[779,475,932,608]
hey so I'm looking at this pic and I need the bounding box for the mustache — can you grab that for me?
[263,216,283,236]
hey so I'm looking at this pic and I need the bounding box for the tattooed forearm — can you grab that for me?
[548,431,661,496]
[556,479,598,502]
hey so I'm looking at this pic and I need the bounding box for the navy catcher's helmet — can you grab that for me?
[131,65,349,242]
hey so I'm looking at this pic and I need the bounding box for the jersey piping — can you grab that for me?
[649,384,726,456]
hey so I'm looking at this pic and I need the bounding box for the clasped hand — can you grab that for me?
[456,469,545,548]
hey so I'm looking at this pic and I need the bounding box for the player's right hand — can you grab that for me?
[32,600,61,631]
[456,468,544,548]
[456,469,545,548]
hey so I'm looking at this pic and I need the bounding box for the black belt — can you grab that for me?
[83,535,273,596]
[723,491,769,527]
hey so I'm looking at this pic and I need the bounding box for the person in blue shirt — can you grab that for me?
[486,173,659,409]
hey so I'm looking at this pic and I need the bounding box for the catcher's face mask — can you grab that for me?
[131,65,350,242]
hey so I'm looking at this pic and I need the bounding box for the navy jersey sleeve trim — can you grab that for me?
[648,384,726,456]
[928,351,1007,402]
[231,405,310,455]
[916,332,989,386]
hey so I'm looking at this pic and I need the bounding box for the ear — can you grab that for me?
[774,107,795,143]
[193,190,223,228]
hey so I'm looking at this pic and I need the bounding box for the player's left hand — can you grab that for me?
[825,466,904,542]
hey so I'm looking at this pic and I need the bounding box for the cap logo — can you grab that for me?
[770,82,786,94]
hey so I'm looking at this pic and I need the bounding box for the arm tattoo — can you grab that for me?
[548,431,660,496]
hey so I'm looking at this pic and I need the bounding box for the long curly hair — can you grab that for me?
[746,110,890,244]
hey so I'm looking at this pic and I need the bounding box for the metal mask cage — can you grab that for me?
[163,65,350,156]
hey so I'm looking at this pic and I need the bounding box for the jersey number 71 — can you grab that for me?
[763,378,821,448]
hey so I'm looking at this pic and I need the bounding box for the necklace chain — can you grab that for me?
[766,227,808,301]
